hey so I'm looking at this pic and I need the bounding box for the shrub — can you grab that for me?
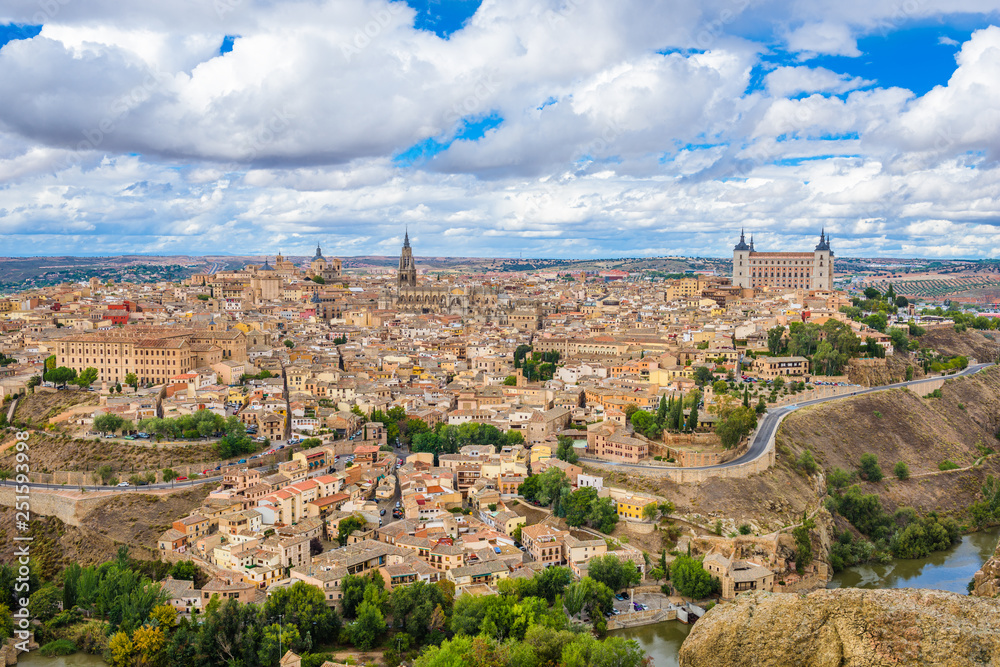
[893,461,910,480]
[859,453,883,482]
[797,449,818,475]
[938,460,960,471]
[738,524,752,535]
[827,467,853,490]
[40,640,77,656]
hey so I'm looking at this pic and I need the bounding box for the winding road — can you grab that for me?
[2,363,993,492]
[580,362,994,472]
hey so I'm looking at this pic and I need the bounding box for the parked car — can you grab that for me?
[202,469,211,475]
[238,459,247,464]
[117,481,130,487]
[123,435,135,440]
[380,509,386,516]
[175,476,188,482]
[250,454,259,460]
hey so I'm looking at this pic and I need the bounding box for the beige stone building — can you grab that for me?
[732,230,834,291]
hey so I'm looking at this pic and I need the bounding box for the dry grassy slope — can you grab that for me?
[779,365,1000,476]
[596,462,820,532]
[12,390,98,423]
[921,327,1000,361]
[0,433,218,474]
[0,486,209,571]
[778,365,1000,518]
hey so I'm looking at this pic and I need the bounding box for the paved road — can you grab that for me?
[580,362,994,472]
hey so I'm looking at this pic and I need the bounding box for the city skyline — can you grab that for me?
[1,2,1000,259]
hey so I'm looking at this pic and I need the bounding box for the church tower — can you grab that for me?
[732,229,751,288]
[811,229,834,290]
[398,230,417,288]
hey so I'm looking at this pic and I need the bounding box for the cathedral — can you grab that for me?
[386,231,505,320]
[306,243,343,284]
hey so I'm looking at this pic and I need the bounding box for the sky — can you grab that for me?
[1,1,1000,260]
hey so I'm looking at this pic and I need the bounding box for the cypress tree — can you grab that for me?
[686,404,699,431]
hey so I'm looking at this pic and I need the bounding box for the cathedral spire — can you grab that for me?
[404,228,410,248]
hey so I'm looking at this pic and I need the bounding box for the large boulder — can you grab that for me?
[679,588,1000,667]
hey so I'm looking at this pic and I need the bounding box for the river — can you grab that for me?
[610,620,692,667]
[611,527,1000,667]
[828,526,1000,593]
[17,653,106,667]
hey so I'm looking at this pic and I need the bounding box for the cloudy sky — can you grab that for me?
[1,0,1000,260]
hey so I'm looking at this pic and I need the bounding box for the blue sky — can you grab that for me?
[1,1,1000,259]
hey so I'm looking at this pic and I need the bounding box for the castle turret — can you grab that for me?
[732,229,751,288]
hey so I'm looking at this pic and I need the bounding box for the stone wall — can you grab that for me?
[0,486,117,526]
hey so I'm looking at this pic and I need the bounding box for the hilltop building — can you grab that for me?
[732,230,834,291]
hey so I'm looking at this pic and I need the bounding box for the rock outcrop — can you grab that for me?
[971,536,1000,598]
[679,588,1000,667]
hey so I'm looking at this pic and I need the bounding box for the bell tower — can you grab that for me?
[398,229,417,288]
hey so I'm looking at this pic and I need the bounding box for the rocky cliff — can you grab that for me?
[972,536,1000,598]
[678,588,1000,667]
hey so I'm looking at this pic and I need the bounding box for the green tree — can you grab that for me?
[792,519,815,573]
[767,326,786,355]
[685,404,699,431]
[564,576,613,619]
[587,497,619,534]
[669,555,719,599]
[563,487,598,527]
[587,555,640,592]
[28,584,62,622]
[264,580,342,645]
[337,515,367,547]
[94,413,126,434]
[714,405,757,449]
[893,461,910,480]
[555,435,579,464]
[503,375,517,386]
[860,453,883,482]
[169,560,199,582]
[44,366,77,387]
[73,367,99,388]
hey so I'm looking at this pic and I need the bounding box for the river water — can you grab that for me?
[17,653,107,667]
[611,527,1000,667]
[828,526,1000,593]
